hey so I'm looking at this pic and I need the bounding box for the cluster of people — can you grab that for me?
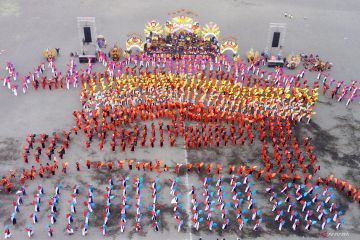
[3,62,19,96]
[149,178,161,231]
[301,54,332,72]
[79,73,318,122]
[189,173,262,232]
[81,185,95,236]
[3,115,359,202]
[266,180,345,231]
[119,176,129,232]
[133,177,144,232]
[9,184,56,238]
[5,174,260,237]
[170,177,185,232]
[1,58,79,96]
[100,178,114,235]
[145,31,219,56]
[65,185,79,235]
[31,185,44,225]
[49,184,62,225]
[2,42,358,109]
[2,130,77,191]
[4,169,354,238]
[320,73,359,106]
[21,130,75,165]
[17,130,316,182]
[1,29,359,239]
[10,186,26,226]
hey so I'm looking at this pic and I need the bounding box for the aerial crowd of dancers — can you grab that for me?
[0,42,358,239]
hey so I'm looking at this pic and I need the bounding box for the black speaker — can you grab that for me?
[83,27,92,43]
[272,32,281,48]
[79,55,96,63]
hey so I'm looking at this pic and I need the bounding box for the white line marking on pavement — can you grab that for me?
[183,122,193,240]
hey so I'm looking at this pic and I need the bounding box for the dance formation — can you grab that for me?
[1,16,358,239]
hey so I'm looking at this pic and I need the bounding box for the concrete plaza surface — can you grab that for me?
[0,0,360,239]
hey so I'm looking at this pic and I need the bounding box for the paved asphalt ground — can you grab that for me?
[0,0,359,239]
